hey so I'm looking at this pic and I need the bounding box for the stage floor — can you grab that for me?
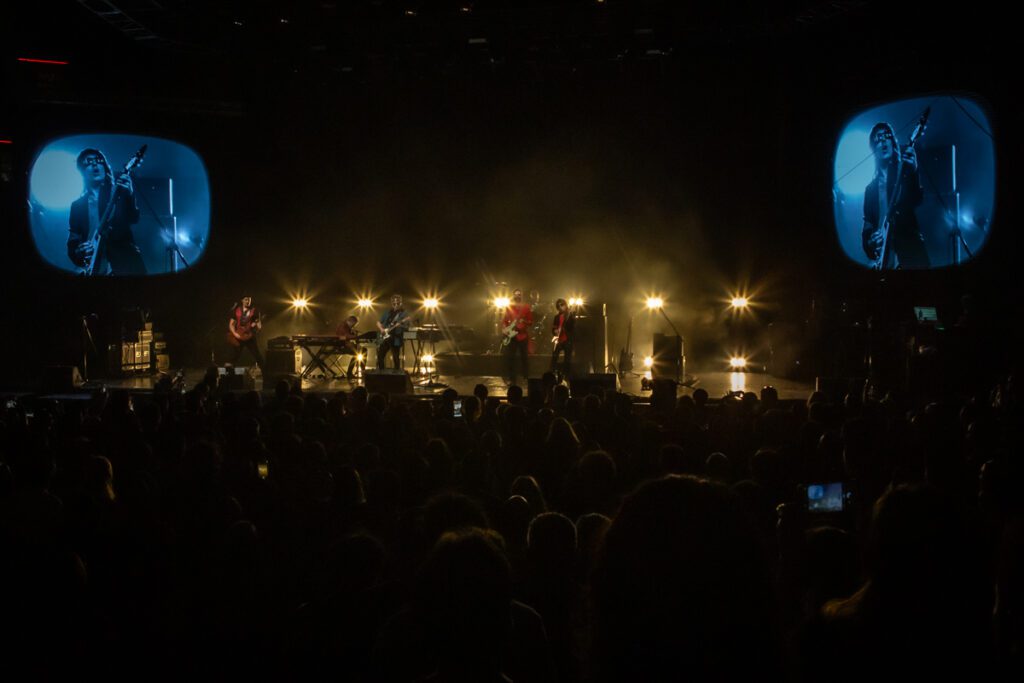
[86,365,813,401]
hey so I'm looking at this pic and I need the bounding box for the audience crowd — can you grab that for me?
[1,366,1021,680]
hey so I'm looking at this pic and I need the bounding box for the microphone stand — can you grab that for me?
[81,315,97,383]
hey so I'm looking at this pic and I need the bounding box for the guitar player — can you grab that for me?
[550,298,575,382]
[66,147,146,276]
[502,288,534,386]
[228,295,263,367]
[860,121,929,269]
[376,294,410,370]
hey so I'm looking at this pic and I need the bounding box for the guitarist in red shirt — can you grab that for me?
[227,295,263,367]
[502,288,533,386]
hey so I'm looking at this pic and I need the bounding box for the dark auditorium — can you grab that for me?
[1,1,1021,680]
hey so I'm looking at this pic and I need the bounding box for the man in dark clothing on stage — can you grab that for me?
[550,298,576,382]
[377,295,409,370]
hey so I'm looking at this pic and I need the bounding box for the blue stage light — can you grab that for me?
[833,129,874,196]
[30,149,82,209]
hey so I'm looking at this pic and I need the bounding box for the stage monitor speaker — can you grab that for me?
[40,365,84,392]
[364,368,413,394]
[265,348,302,374]
[218,365,257,391]
[569,373,618,398]
[652,333,683,380]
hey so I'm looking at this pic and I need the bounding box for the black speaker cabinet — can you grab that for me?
[265,348,302,375]
[652,333,683,380]
[363,369,414,394]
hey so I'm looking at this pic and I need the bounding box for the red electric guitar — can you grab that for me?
[227,309,262,348]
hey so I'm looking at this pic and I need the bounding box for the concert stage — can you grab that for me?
[8,363,814,403]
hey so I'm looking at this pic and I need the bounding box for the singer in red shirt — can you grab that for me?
[502,288,533,386]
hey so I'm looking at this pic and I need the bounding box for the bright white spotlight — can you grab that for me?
[730,296,749,309]
[643,356,654,368]
[568,296,585,307]
[494,296,511,308]
[357,297,374,309]
[423,297,440,310]
[292,297,309,309]
[645,296,664,310]
[356,353,364,362]
[729,356,747,369]
[422,353,434,364]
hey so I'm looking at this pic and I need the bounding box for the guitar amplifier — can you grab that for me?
[118,342,150,373]
[267,336,295,351]
[363,369,413,394]
[265,347,302,374]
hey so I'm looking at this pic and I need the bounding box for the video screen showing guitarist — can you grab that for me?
[66,148,146,275]
[228,295,263,367]
[502,288,534,385]
[550,298,575,382]
[861,122,929,269]
[376,294,410,370]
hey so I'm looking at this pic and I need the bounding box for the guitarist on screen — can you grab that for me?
[502,288,534,386]
[861,120,929,269]
[228,295,263,367]
[376,294,410,370]
[66,147,146,275]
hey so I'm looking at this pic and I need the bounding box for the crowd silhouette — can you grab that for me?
[1,367,1021,680]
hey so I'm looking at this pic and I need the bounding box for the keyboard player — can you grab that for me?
[335,315,362,379]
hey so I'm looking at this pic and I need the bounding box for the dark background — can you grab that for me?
[1,1,1019,383]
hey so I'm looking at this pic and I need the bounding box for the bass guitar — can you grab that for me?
[81,145,147,276]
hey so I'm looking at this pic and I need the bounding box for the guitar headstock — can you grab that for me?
[126,144,148,173]
[910,107,931,144]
